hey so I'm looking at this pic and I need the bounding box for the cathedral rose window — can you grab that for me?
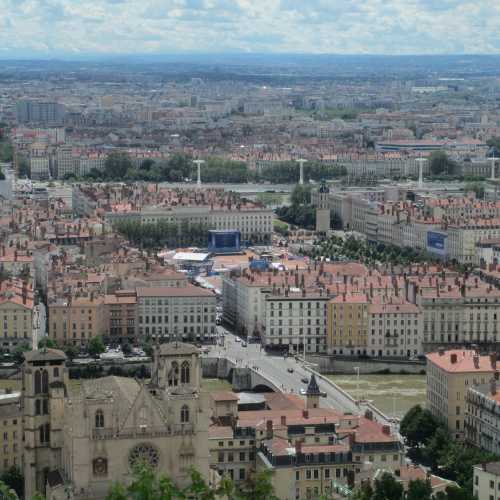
[128,443,160,469]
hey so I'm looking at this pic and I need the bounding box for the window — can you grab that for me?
[490,480,494,489]
[168,362,179,387]
[53,367,59,378]
[39,424,50,444]
[34,370,41,394]
[42,370,49,393]
[306,470,312,479]
[296,471,300,481]
[35,400,41,416]
[95,410,104,428]
[239,452,245,461]
[325,469,330,479]
[181,361,190,384]
[218,452,224,463]
[239,468,245,480]
[93,458,108,477]
[43,399,48,415]
[180,405,189,423]
[228,453,234,463]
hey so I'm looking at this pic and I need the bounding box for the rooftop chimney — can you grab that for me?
[382,425,391,435]
[266,419,273,438]
[450,353,457,364]
[281,415,287,427]
[302,409,309,419]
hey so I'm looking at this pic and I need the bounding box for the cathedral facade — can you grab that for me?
[22,343,211,500]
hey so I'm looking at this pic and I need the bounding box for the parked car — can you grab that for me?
[301,377,308,384]
[299,388,307,395]
[287,367,294,373]
[242,342,247,347]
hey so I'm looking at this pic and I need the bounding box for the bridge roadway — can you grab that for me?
[207,327,397,431]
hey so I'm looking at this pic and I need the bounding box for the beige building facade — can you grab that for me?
[426,349,496,440]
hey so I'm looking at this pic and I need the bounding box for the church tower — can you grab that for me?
[22,349,68,499]
[315,180,330,233]
[306,374,321,409]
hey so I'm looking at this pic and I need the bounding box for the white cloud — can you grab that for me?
[1,0,499,55]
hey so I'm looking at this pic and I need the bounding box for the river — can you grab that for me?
[327,374,426,419]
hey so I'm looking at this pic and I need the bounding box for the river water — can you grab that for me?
[327,374,426,419]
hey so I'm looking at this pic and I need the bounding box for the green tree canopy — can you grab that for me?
[372,472,404,500]
[0,467,23,499]
[105,152,134,179]
[400,405,442,448]
[429,150,457,176]
[406,478,432,500]
[88,336,105,359]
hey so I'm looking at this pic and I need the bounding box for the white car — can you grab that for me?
[235,338,241,343]
[299,388,307,395]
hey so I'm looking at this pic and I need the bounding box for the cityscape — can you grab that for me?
[2,2,500,500]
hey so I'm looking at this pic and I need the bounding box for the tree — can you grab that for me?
[17,157,30,178]
[434,485,473,500]
[122,342,132,356]
[400,405,441,448]
[290,184,312,206]
[464,182,485,200]
[351,481,374,500]
[88,336,105,359]
[237,469,278,500]
[406,478,432,500]
[105,152,133,179]
[12,342,31,364]
[140,159,155,171]
[63,344,79,361]
[38,337,57,349]
[0,480,17,500]
[372,472,404,500]
[429,150,456,176]
[0,467,23,498]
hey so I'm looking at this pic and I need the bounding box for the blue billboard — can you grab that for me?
[427,231,447,257]
[208,230,241,254]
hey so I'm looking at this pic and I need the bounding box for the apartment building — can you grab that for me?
[104,290,137,343]
[367,301,422,358]
[107,207,274,244]
[0,279,34,352]
[473,462,500,500]
[327,294,368,356]
[137,285,217,342]
[411,275,500,349]
[209,379,403,500]
[29,155,50,180]
[426,349,497,440]
[48,293,106,346]
[0,391,22,473]
[263,289,329,354]
[466,380,500,455]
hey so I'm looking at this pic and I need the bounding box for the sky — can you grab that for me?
[1,0,499,57]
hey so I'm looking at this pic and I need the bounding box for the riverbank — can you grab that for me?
[327,374,426,419]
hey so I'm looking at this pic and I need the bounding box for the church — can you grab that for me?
[22,342,211,499]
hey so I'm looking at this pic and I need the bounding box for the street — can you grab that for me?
[207,325,387,420]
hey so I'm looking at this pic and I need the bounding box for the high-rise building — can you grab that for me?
[16,100,66,125]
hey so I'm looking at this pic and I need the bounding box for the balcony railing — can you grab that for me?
[91,423,194,440]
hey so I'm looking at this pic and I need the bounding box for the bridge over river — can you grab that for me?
[202,329,399,434]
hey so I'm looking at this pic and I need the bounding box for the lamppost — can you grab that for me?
[296,159,307,185]
[193,159,205,188]
[354,366,360,405]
